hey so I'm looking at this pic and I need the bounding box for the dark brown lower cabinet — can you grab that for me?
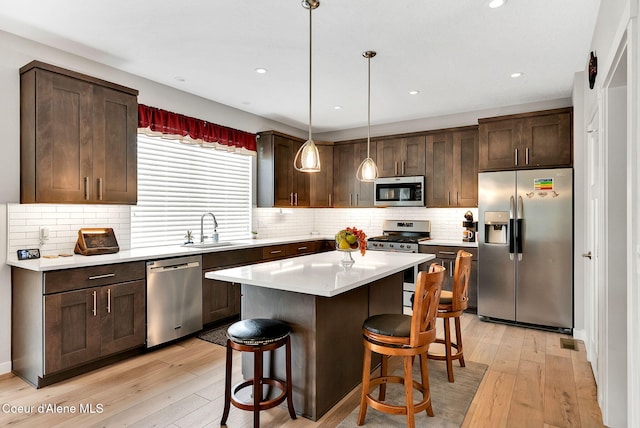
[99,280,146,355]
[202,276,240,325]
[201,248,262,326]
[44,280,145,374]
[12,262,146,387]
[44,288,101,374]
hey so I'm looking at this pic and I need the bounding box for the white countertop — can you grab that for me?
[6,235,333,272]
[206,250,435,297]
[420,239,478,248]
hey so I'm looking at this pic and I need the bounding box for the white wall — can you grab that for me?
[316,99,572,143]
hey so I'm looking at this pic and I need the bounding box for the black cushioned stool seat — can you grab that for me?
[363,314,412,338]
[221,319,296,427]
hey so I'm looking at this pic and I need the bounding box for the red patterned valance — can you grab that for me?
[137,104,256,154]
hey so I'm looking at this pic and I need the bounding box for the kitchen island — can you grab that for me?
[206,250,435,420]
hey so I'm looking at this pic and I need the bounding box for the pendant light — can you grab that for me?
[294,0,321,173]
[356,50,379,182]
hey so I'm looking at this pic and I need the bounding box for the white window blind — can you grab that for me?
[131,134,252,248]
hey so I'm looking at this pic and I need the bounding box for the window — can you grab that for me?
[131,134,252,248]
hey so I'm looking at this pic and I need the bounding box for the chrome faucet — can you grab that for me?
[200,212,219,243]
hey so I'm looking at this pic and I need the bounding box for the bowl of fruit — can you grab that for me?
[335,227,367,268]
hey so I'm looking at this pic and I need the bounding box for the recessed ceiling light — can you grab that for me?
[255,68,268,74]
[488,0,507,8]
[409,90,419,95]
[510,72,523,78]
[174,76,185,82]
[333,106,342,110]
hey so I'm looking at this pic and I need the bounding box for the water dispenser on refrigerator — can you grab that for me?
[483,211,508,244]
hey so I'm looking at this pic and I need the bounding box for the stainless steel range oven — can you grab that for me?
[367,220,431,314]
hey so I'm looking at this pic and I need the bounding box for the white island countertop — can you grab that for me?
[206,250,435,297]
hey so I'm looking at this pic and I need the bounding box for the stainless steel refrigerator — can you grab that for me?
[478,168,573,331]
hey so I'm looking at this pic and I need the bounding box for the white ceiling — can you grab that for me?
[0,0,601,133]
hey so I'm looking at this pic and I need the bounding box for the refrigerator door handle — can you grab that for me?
[509,196,515,260]
[516,196,524,260]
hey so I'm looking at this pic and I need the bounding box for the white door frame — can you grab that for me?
[584,107,603,385]
[598,20,635,426]
[626,12,639,428]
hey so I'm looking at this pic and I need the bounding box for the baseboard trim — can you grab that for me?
[0,360,11,376]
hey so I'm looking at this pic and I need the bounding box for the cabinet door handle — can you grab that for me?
[297,246,307,251]
[449,261,454,277]
[394,162,398,176]
[92,291,97,316]
[290,193,294,206]
[525,147,530,165]
[349,194,353,206]
[448,192,451,206]
[88,273,115,280]
[294,193,298,206]
[98,178,103,201]
[456,192,459,206]
[84,177,90,200]
[106,288,111,313]
[515,148,519,166]
[356,194,359,206]
[402,161,406,175]
[439,251,456,255]
[328,193,332,207]
[270,250,283,255]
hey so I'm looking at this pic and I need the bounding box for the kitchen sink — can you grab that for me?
[181,242,233,249]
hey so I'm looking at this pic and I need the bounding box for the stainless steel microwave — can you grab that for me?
[374,176,425,207]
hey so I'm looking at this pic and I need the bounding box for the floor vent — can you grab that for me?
[560,338,579,351]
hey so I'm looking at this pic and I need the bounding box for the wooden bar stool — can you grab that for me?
[220,318,296,427]
[428,250,472,382]
[357,264,445,428]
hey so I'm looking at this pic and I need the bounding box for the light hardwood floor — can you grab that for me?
[0,314,604,427]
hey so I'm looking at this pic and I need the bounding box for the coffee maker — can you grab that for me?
[462,211,478,242]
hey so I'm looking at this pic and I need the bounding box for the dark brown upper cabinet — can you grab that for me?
[478,108,572,172]
[309,143,334,207]
[332,141,376,207]
[257,131,311,207]
[20,61,138,204]
[425,127,478,208]
[375,135,426,177]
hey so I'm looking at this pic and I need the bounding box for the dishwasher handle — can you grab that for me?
[148,261,200,272]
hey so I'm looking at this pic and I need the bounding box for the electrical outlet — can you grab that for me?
[39,227,50,246]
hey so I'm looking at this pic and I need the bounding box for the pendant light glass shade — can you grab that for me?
[356,157,378,181]
[294,0,321,173]
[357,50,379,182]
[294,139,321,172]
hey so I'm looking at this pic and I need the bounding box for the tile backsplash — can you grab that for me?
[253,207,478,241]
[6,203,477,257]
[6,203,131,256]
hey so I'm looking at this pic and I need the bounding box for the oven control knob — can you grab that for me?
[389,244,394,248]
[400,244,405,249]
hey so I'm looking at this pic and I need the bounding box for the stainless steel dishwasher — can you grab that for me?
[146,255,203,348]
